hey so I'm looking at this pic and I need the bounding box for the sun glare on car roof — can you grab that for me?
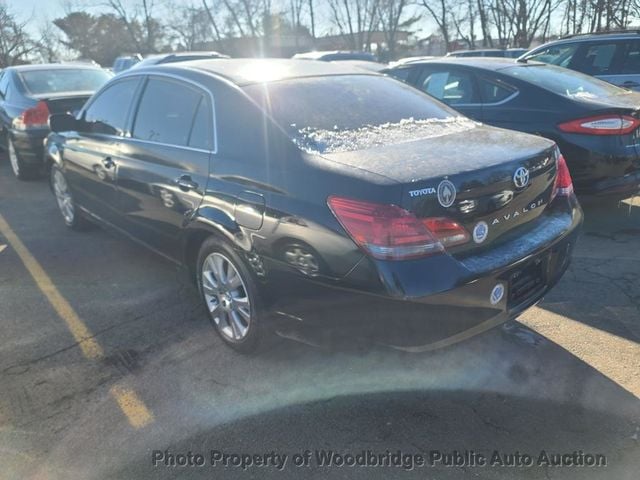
[237,61,293,83]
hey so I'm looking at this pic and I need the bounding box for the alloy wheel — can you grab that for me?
[52,169,75,224]
[201,252,251,341]
[8,139,20,177]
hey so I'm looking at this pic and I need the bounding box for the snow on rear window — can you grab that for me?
[243,75,474,153]
[292,116,479,154]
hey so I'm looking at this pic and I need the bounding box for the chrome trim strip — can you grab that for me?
[452,90,519,108]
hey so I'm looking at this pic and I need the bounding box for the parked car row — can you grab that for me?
[2,35,637,354]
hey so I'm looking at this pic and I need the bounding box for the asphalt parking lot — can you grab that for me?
[0,158,639,479]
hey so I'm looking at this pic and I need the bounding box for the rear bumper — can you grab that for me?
[579,169,640,199]
[265,197,583,350]
[559,136,640,197]
[9,128,48,167]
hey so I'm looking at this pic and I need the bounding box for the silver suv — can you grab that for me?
[520,31,640,90]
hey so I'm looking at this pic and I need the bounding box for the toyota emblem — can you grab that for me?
[513,167,530,189]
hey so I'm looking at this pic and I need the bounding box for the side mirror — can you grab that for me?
[49,113,81,133]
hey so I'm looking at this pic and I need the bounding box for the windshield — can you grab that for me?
[19,69,112,95]
[500,64,630,100]
[244,75,477,153]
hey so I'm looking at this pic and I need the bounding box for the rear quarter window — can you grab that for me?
[479,78,517,103]
[387,67,412,82]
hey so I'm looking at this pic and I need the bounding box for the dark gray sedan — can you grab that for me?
[0,64,111,179]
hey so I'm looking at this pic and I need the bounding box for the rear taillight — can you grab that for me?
[558,114,640,135]
[13,101,50,130]
[423,217,470,247]
[551,154,573,199]
[327,196,469,260]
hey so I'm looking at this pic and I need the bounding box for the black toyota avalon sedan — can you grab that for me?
[46,59,582,352]
[387,58,640,198]
[0,64,112,179]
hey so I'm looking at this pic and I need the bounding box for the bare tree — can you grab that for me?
[421,0,451,51]
[168,2,215,50]
[0,4,36,67]
[36,22,62,63]
[102,0,162,53]
[328,0,381,51]
[495,0,556,47]
[378,0,420,58]
[451,0,478,48]
[308,0,316,38]
[201,0,224,41]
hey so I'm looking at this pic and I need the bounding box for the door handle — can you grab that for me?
[174,175,199,191]
[101,156,115,169]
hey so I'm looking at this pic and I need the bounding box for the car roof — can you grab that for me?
[294,50,368,57]
[7,63,105,72]
[146,51,227,59]
[391,56,438,66]
[448,48,504,54]
[392,57,542,71]
[331,60,386,72]
[535,31,640,48]
[145,58,379,86]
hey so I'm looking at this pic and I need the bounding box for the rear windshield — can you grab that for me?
[244,75,477,153]
[18,69,112,95]
[499,64,631,100]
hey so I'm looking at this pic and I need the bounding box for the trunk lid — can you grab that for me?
[33,92,93,115]
[322,125,558,254]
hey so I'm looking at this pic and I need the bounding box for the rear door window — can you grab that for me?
[417,68,480,105]
[132,78,204,147]
[617,40,640,74]
[83,78,140,135]
[525,43,578,67]
[573,42,619,75]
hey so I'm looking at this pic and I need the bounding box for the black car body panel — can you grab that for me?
[387,58,640,197]
[46,59,582,349]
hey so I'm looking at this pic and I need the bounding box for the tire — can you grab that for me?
[8,137,37,180]
[197,237,262,353]
[50,164,90,230]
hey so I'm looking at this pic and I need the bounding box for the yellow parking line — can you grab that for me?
[0,213,103,359]
[110,385,154,428]
[0,213,154,429]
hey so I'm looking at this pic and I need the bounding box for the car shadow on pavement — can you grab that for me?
[27,320,640,480]
[534,196,640,344]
